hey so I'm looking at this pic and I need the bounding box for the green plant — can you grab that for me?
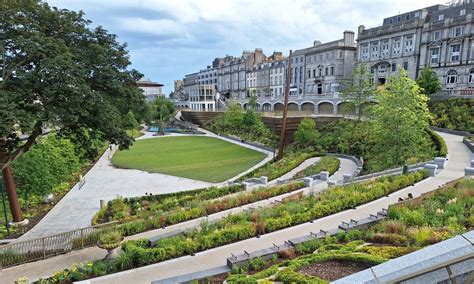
[97,231,123,250]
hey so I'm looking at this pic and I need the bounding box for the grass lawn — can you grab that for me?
[112,136,266,182]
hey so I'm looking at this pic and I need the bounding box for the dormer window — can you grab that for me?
[438,14,444,21]
[460,9,466,16]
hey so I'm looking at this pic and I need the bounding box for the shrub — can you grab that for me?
[97,231,123,249]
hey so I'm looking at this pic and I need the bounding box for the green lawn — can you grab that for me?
[112,136,266,182]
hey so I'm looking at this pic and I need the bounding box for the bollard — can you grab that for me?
[327,180,336,187]
[424,163,438,177]
[434,157,447,169]
[319,171,329,181]
[342,174,352,183]
[465,167,474,176]
[303,177,313,188]
[100,199,106,209]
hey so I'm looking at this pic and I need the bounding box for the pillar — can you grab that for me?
[2,165,23,222]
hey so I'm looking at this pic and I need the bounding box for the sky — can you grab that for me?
[46,0,437,94]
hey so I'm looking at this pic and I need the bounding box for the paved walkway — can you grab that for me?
[268,157,320,184]
[18,131,272,241]
[1,157,358,283]
[79,132,469,284]
[1,132,468,283]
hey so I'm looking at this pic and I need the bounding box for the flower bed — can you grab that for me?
[292,156,340,179]
[93,182,305,238]
[38,171,430,283]
[238,151,320,181]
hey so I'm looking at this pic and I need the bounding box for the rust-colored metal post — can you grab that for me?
[278,50,292,160]
[2,165,23,222]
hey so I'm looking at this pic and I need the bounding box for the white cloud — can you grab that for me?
[119,18,187,37]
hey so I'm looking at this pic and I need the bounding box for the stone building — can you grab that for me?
[137,78,164,102]
[256,62,271,98]
[419,1,474,93]
[357,5,448,84]
[304,31,357,95]
[269,59,286,99]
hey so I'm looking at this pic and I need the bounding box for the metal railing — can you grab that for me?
[0,221,117,269]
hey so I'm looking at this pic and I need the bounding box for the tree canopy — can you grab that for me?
[294,118,320,150]
[416,68,442,96]
[0,1,147,169]
[150,97,175,134]
[371,70,431,167]
[341,63,378,119]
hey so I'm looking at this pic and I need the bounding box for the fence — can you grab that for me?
[0,221,117,269]
[430,126,471,137]
[227,209,388,268]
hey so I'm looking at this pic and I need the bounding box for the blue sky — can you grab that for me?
[46,0,436,94]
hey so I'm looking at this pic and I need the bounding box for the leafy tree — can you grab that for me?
[248,96,258,111]
[371,70,431,167]
[123,111,139,130]
[0,1,146,218]
[13,135,80,210]
[416,68,441,96]
[150,97,175,135]
[342,64,378,119]
[294,118,320,149]
[0,1,146,170]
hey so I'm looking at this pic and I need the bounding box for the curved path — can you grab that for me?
[17,131,272,241]
[2,132,468,283]
[81,132,469,284]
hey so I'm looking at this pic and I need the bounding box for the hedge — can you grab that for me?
[42,171,429,283]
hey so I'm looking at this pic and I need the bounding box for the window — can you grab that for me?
[460,9,466,16]
[405,14,410,20]
[381,40,389,57]
[469,69,474,83]
[404,35,414,53]
[330,66,334,75]
[325,67,328,76]
[371,42,379,58]
[299,67,303,83]
[452,27,463,37]
[308,69,311,78]
[415,12,420,17]
[451,44,461,62]
[447,70,457,84]
[391,63,396,72]
[438,14,444,21]
[403,61,408,70]
[339,51,343,58]
[430,48,439,64]
[431,31,441,41]
[392,38,401,55]
[313,69,316,78]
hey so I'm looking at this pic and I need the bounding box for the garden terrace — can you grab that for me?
[111,136,267,183]
[292,156,340,179]
[238,150,320,181]
[37,171,430,282]
[92,182,305,230]
[218,177,473,283]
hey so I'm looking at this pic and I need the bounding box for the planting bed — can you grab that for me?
[296,260,371,282]
[35,172,434,283]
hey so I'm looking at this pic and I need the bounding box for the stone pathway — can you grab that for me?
[0,157,357,283]
[268,157,321,185]
[2,132,468,284]
[17,131,272,241]
[78,132,470,284]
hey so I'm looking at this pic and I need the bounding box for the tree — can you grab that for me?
[123,111,139,130]
[371,70,431,167]
[0,1,146,220]
[342,64,378,119]
[416,67,442,96]
[294,118,320,149]
[151,97,175,135]
[248,96,258,111]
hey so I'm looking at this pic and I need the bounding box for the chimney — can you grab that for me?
[313,40,322,47]
[343,30,355,45]
[358,25,365,35]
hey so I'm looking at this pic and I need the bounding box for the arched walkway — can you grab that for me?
[274,102,284,111]
[262,103,272,111]
[301,102,316,112]
[337,102,354,116]
[288,102,299,111]
[318,102,334,114]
